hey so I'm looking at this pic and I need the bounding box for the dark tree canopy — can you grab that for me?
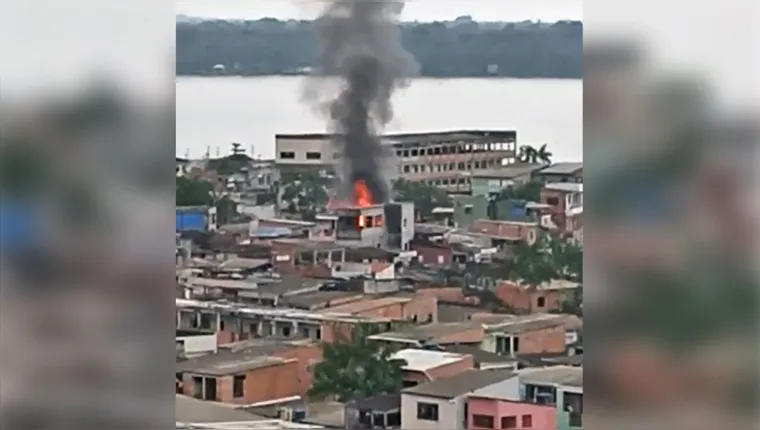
[176,18,582,78]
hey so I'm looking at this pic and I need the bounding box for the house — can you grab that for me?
[467,391,557,430]
[175,298,400,346]
[321,293,437,324]
[476,314,569,357]
[176,338,322,404]
[535,162,583,184]
[492,279,580,313]
[344,394,402,429]
[400,369,517,430]
[392,349,475,387]
[176,329,217,359]
[177,353,299,404]
[519,366,583,429]
[469,219,539,245]
[368,321,485,349]
[470,164,544,197]
[540,183,583,237]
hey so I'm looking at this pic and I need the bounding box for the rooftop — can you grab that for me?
[271,238,344,251]
[401,368,516,399]
[177,352,289,376]
[471,164,544,179]
[283,290,363,309]
[443,344,516,366]
[538,162,583,175]
[176,395,267,423]
[276,130,516,146]
[368,321,481,344]
[321,296,413,314]
[176,298,394,323]
[519,365,583,388]
[391,348,469,372]
[474,313,567,334]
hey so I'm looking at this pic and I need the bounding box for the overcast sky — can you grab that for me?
[176,0,583,22]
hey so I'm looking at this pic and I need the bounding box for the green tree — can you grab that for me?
[392,178,453,220]
[496,179,543,203]
[215,195,238,225]
[308,324,407,402]
[280,171,329,221]
[176,176,213,206]
[536,144,553,165]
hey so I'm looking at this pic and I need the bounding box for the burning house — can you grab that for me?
[316,181,415,249]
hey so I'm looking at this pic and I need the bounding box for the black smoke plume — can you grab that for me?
[306,0,417,204]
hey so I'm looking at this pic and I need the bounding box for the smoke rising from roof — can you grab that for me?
[304,0,418,204]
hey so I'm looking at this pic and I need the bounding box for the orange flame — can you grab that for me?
[353,180,373,207]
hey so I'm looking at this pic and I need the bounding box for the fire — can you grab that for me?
[353,180,373,207]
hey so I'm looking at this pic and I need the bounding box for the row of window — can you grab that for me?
[395,142,515,158]
[472,413,533,429]
[400,158,514,175]
[279,151,323,160]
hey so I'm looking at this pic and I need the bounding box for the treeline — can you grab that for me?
[176,17,582,79]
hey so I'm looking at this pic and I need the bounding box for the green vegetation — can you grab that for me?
[392,178,453,220]
[279,170,330,221]
[309,324,406,401]
[517,144,553,165]
[176,18,582,78]
[176,176,213,207]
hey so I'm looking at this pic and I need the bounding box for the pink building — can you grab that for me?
[467,396,556,430]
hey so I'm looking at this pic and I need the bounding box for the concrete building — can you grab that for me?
[518,366,583,429]
[467,392,557,430]
[274,130,517,192]
[535,162,583,184]
[469,164,544,197]
[540,183,583,238]
[400,369,517,430]
[314,202,415,250]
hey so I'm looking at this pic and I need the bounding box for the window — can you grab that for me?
[306,152,322,160]
[233,375,245,398]
[387,411,401,427]
[537,296,546,307]
[219,320,225,331]
[513,336,520,353]
[501,415,517,428]
[358,409,372,426]
[521,414,533,428]
[472,414,495,428]
[547,197,559,206]
[416,402,439,421]
[280,151,295,159]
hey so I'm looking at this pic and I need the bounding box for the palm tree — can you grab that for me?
[536,144,553,164]
[517,145,539,163]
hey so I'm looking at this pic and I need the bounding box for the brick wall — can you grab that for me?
[516,324,567,355]
[411,243,453,266]
[494,281,573,313]
[182,360,301,405]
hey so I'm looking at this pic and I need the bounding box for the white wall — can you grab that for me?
[177,334,217,356]
[401,393,465,430]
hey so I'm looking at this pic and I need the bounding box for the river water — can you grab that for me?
[176,76,582,161]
